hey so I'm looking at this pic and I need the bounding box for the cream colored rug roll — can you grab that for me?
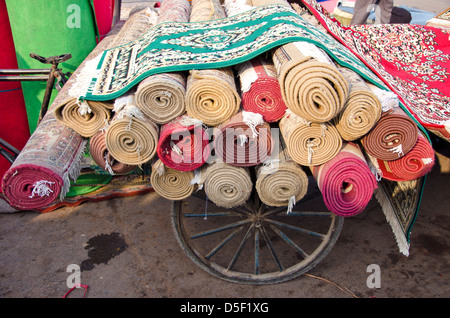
[255,144,308,208]
[185,0,241,126]
[105,95,159,166]
[150,159,196,200]
[272,42,349,123]
[279,110,343,166]
[334,67,382,141]
[202,161,252,208]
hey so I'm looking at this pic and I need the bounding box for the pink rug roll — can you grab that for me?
[376,132,435,181]
[239,56,287,123]
[157,115,210,171]
[214,111,273,167]
[310,142,377,217]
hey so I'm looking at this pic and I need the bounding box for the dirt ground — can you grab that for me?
[0,0,449,303]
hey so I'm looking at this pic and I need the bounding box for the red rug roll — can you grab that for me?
[376,132,435,182]
[239,56,287,123]
[214,111,273,167]
[361,107,418,161]
[310,142,377,217]
[157,114,210,171]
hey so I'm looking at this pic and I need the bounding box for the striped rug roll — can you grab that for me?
[150,159,196,201]
[89,131,136,175]
[238,56,287,123]
[157,114,210,171]
[134,0,191,125]
[279,110,342,166]
[255,144,308,208]
[310,142,377,217]
[273,41,349,123]
[202,161,252,208]
[361,107,418,161]
[214,111,273,167]
[334,67,382,141]
[375,132,435,181]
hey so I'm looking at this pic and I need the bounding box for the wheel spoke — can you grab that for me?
[228,224,254,271]
[269,224,309,259]
[190,219,250,239]
[254,228,260,275]
[259,225,284,271]
[184,211,242,218]
[205,226,246,259]
[265,219,326,238]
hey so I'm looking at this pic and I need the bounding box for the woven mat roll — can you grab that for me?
[334,67,382,141]
[157,114,210,171]
[105,95,159,166]
[238,56,287,123]
[185,0,241,126]
[89,131,136,175]
[272,41,349,123]
[279,110,342,166]
[134,0,191,125]
[310,142,377,217]
[255,143,308,208]
[361,107,418,161]
[53,7,158,137]
[150,159,195,200]
[202,161,252,208]
[374,132,435,182]
[214,111,273,166]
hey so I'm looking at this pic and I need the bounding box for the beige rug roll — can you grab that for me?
[255,143,308,208]
[135,0,191,125]
[272,41,349,123]
[105,95,159,166]
[334,67,382,141]
[185,0,241,126]
[279,110,343,166]
[53,7,159,137]
[150,159,196,200]
[202,161,253,208]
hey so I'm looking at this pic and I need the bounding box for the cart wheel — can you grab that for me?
[171,181,344,284]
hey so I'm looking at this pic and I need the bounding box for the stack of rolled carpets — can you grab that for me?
[310,142,377,217]
[150,159,196,200]
[185,0,241,127]
[334,67,382,141]
[89,131,136,175]
[272,41,349,123]
[214,111,273,167]
[371,132,435,182]
[134,0,191,125]
[361,107,418,161]
[255,141,308,210]
[279,109,342,166]
[201,161,253,208]
[53,7,159,138]
[157,114,210,171]
[105,93,159,166]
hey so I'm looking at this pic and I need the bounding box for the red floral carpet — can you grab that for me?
[298,0,450,141]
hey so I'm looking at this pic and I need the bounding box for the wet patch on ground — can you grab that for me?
[81,232,128,271]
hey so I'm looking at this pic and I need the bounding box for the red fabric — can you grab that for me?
[157,115,210,171]
[377,132,435,182]
[0,0,30,192]
[93,0,115,42]
[299,0,450,141]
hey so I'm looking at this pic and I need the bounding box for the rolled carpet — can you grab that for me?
[361,107,418,161]
[310,142,377,217]
[272,41,349,123]
[150,159,196,201]
[255,143,308,209]
[157,114,210,171]
[214,111,273,167]
[105,94,159,166]
[202,161,253,208]
[374,132,435,182]
[334,67,382,141]
[279,110,343,166]
[185,0,241,127]
[238,55,287,123]
[1,113,86,210]
[134,0,191,125]
[89,131,136,175]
